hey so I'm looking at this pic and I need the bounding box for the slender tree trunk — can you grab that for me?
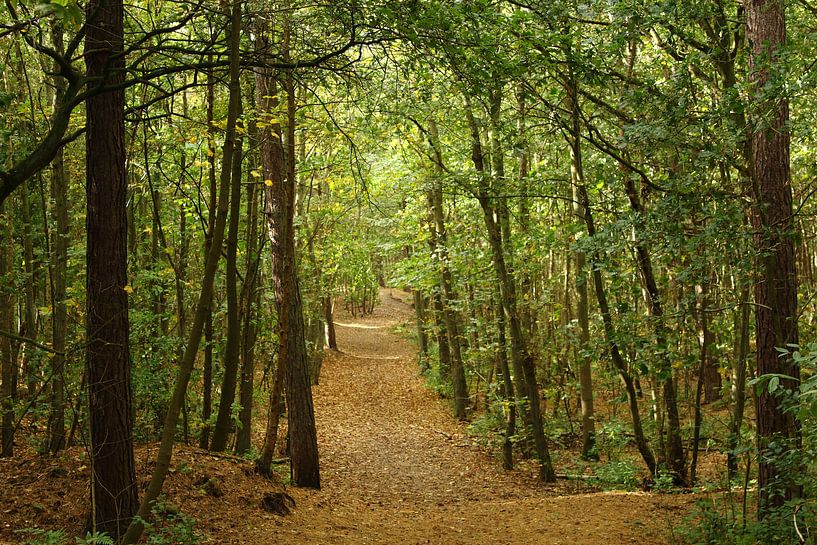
[324,296,337,350]
[85,0,138,534]
[0,200,13,457]
[199,56,218,451]
[210,110,244,452]
[236,156,260,455]
[622,175,686,484]
[20,181,37,398]
[690,282,710,485]
[565,69,597,461]
[728,283,750,478]
[425,120,468,419]
[747,0,802,518]
[575,178,657,477]
[494,289,515,470]
[47,21,68,455]
[412,289,429,364]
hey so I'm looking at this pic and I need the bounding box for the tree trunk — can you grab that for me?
[747,0,802,517]
[236,161,260,455]
[575,178,657,477]
[47,21,68,455]
[84,0,138,534]
[425,121,468,419]
[727,282,750,478]
[494,289,515,470]
[199,56,218,451]
[210,110,244,453]
[565,69,597,461]
[0,200,13,457]
[325,296,338,350]
[622,175,686,484]
[254,15,320,487]
[412,289,429,365]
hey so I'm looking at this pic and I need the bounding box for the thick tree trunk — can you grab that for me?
[747,0,802,517]
[84,0,138,535]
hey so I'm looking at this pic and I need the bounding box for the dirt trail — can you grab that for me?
[255,288,692,545]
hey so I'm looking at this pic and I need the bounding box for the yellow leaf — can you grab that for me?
[123,285,134,294]
[264,179,273,187]
[250,170,261,178]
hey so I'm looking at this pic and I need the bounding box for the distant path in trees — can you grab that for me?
[262,288,691,544]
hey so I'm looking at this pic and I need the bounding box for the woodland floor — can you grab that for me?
[1,288,697,544]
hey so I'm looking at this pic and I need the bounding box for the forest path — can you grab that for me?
[257,288,692,544]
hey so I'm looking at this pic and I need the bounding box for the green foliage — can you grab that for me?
[16,529,114,545]
[675,499,817,545]
[595,460,639,490]
[133,499,200,545]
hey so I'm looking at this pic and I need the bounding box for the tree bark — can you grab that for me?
[747,0,802,517]
[84,0,138,534]
[47,21,68,455]
[254,14,320,487]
